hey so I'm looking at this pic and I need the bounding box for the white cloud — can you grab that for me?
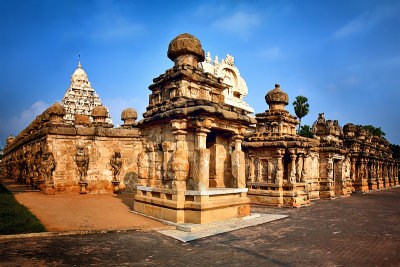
[332,5,399,39]
[212,12,261,39]
[0,100,49,147]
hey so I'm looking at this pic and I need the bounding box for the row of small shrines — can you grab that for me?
[1,33,399,224]
[1,104,398,207]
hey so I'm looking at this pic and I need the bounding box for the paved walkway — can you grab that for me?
[1,185,399,266]
[0,176,166,232]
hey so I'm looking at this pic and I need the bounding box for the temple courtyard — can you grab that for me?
[1,178,399,266]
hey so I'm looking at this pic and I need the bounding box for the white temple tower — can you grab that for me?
[60,61,112,124]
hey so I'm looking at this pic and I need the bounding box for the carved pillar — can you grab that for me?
[327,157,334,181]
[193,127,210,191]
[275,149,284,186]
[231,135,245,188]
[248,155,255,183]
[296,154,304,183]
[147,144,156,187]
[137,139,150,186]
[162,142,173,185]
[171,119,189,191]
[289,150,297,184]
[350,157,356,182]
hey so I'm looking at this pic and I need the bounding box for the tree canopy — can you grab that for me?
[292,95,309,130]
[298,125,313,138]
[359,125,386,137]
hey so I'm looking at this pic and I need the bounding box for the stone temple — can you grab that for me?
[1,33,399,224]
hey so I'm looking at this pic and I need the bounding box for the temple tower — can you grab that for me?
[134,33,255,224]
[61,61,112,125]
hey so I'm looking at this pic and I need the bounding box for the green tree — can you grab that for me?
[292,95,309,130]
[361,125,386,137]
[298,125,313,138]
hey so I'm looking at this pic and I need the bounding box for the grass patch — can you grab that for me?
[0,183,46,235]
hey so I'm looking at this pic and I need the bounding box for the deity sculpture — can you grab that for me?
[75,146,89,181]
[110,151,123,193]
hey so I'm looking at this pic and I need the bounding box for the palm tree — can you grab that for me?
[292,95,309,131]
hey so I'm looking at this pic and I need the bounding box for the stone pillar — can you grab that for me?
[231,135,245,188]
[137,140,150,186]
[248,155,255,183]
[170,119,189,191]
[289,150,297,184]
[171,130,189,191]
[193,127,210,191]
[254,158,260,183]
[162,142,173,184]
[147,144,156,187]
[327,157,334,181]
[275,149,284,186]
[296,154,304,183]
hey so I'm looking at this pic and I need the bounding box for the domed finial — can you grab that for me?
[265,83,289,111]
[167,33,204,67]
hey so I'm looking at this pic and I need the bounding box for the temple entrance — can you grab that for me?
[207,130,232,188]
[333,159,343,196]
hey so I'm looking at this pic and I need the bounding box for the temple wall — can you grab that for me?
[47,132,141,194]
[1,125,141,194]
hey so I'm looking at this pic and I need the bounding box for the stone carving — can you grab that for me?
[41,151,56,195]
[75,146,89,194]
[110,151,123,193]
[198,52,254,113]
[61,61,112,125]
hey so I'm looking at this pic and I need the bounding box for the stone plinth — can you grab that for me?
[134,186,250,224]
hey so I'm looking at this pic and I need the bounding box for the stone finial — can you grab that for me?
[213,55,219,66]
[167,33,205,67]
[47,102,66,124]
[265,84,289,111]
[74,114,91,126]
[121,108,137,127]
[92,106,108,117]
[205,52,211,63]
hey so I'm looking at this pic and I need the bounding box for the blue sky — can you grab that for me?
[1,0,399,147]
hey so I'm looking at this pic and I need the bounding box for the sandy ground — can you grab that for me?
[0,177,166,232]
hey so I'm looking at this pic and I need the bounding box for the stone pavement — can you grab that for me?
[1,188,399,266]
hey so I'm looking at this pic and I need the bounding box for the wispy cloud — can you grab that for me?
[332,5,399,39]
[0,100,49,147]
[212,12,261,40]
[62,2,145,42]
[89,15,144,41]
[258,46,282,59]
